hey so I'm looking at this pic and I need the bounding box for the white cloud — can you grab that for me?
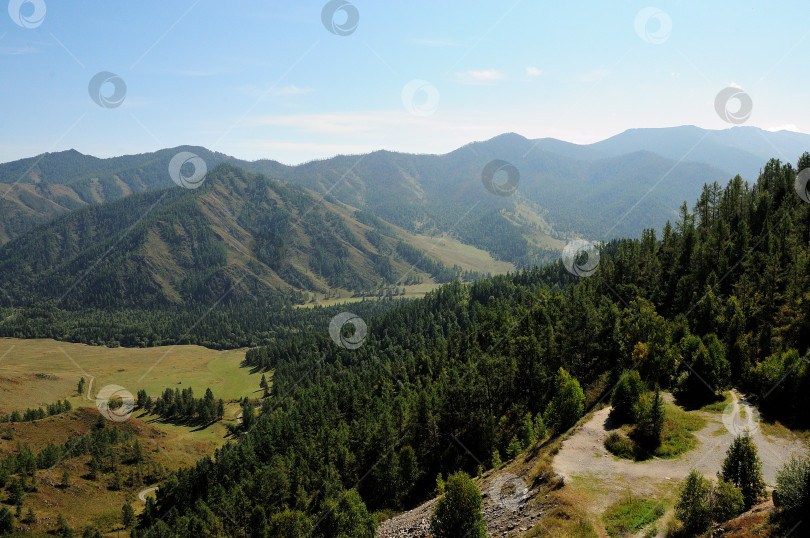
[455,69,505,85]
[525,67,542,77]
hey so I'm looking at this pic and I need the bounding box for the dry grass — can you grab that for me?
[0,406,229,536]
[0,337,262,414]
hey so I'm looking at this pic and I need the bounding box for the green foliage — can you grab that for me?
[774,455,810,515]
[719,432,766,509]
[0,399,72,423]
[675,470,712,535]
[430,472,487,538]
[604,432,639,460]
[543,367,585,433]
[491,450,502,469]
[146,386,224,426]
[506,435,523,459]
[678,334,730,400]
[122,502,136,528]
[601,496,664,537]
[268,509,311,537]
[533,413,547,441]
[320,489,376,538]
[519,412,536,446]
[634,389,665,448]
[0,507,12,534]
[711,479,744,523]
[610,370,646,424]
[56,513,74,537]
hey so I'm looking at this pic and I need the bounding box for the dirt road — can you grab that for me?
[552,390,806,514]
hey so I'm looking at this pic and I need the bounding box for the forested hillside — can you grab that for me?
[0,163,473,309]
[140,154,810,536]
[0,146,235,243]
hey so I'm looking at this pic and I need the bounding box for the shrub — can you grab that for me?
[675,469,712,535]
[604,432,637,460]
[711,479,744,522]
[430,472,487,538]
[320,489,376,538]
[773,455,809,515]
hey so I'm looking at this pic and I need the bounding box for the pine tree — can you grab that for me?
[56,513,73,537]
[720,432,766,508]
[121,502,135,528]
[260,374,270,397]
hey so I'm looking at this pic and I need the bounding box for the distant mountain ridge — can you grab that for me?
[1,126,807,269]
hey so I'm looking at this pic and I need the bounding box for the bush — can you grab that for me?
[719,432,765,508]
[774,455,809,515]
[430,472,487,538]
[544,368,585,433]
[604,432,637,460]
[711,479,744,522]
[320,489,376,538]
[675,469,712,535]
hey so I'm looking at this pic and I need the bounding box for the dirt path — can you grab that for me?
[137,486,158,503]
[552,390,806,516]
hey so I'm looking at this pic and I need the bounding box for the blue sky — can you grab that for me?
[1,0,808,164]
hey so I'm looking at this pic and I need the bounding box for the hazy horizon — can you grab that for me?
[3,124,809,167]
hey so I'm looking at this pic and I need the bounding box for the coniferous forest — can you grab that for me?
[136,155,810,536]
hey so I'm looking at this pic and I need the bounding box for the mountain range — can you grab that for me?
[0,125,807,307]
